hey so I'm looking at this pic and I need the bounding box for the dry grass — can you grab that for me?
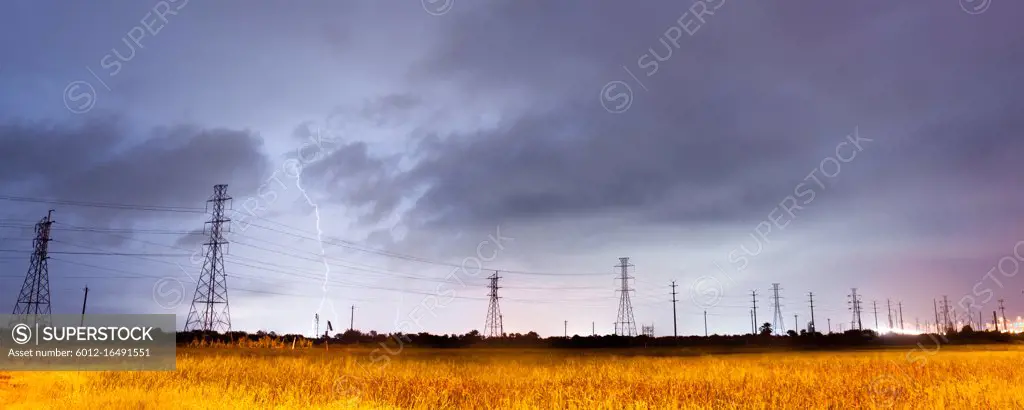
[3,344,1024,409]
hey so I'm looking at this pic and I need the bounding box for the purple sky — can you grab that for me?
[1,0,1023,337]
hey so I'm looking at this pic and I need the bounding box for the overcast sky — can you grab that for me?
[1,0,1022,337]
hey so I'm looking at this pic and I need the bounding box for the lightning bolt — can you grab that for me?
[297,126,337,336]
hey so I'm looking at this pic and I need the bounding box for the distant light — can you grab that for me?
[876,326,924,335]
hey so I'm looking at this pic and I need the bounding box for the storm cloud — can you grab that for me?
[1,0,1022,336]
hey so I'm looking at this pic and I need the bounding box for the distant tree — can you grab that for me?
[759,323,773,336]
[786,330,798,337]
[961,325,974,334]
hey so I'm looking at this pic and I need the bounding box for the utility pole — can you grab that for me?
[750,309,755,334]
[751,290,759,334]
[942,295,951,333]
[915,317,920,333]
[872,300,879,331]
[933,299,940,333]
[967,306,972,329]
[794,314,798,333]
[771,283,785,335]
[898,301,905,330]
[12,210,55,327]
[808,292,816,333]
[670,280,678,338]
[564,320,568,338]
[314,313,319,338]
[184,185,233,332]
[886,299,893,329]
[614,257,637,336]
[994,311,1000,332]
[827,318,831,334]
[485,271,503,338]
[592,321,595,336]
[349,305,355,332]
[80,285,89,327]
[999,299,1007,332]
[704,310,708,337]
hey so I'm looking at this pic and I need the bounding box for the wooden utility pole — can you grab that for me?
[872,300,879,331]
[670,281,678,338]
[887,299,893,329]
[750,290,758,333]
[999,299,1008,331]
[80,285,89,326]
[703,310,708,337]
[808,292,816,333]
[898,302,905,330]
[350,305,355,331]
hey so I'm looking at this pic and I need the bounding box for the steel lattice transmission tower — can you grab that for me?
[848,288,863,331]
[484,270,503,337]
[11,210,56,327]
[770,283,785,335]
[614,257,637,336]
[185,184,233,333]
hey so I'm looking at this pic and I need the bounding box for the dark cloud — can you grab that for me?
[3,0,1024,334]
[0,118,271,232]
[303,0,1024,247]
[174,228,207,248]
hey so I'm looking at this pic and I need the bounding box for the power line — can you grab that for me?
[0,194,206,213]
[245,219,609,277]
[15,215,609,279]
[0,249,189,257]
[18,241,597,306]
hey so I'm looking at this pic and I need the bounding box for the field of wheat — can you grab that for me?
[2,344,1024,409]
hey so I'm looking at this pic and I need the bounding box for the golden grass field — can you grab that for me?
[2,344,1024,409]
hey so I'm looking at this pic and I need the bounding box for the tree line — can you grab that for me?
[176,323,1019,349]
